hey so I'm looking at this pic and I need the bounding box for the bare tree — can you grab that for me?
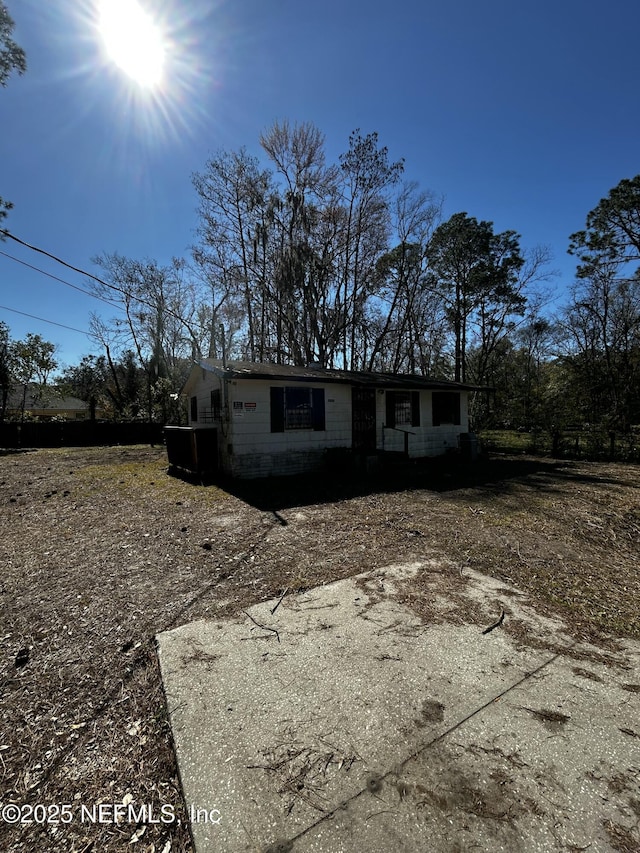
[367,182,442,372]
[559,266,640,430]
[190,125,446,373]
[193,148,273,360]
[259,120,341,365]
[338,130,404,369]
[87,254,202,420]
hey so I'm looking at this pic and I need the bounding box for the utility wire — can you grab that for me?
[0,229,198,339]
[1,229,124,293]
[0,250,124,311]
[0,304,97,338]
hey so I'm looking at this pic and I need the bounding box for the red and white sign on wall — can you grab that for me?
[233,401,256,415]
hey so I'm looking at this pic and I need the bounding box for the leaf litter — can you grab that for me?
[1,445,639,851]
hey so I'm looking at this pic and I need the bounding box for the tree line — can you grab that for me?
[1,3,638,444]
[77,121,556,417]
[0,325,183,424]
[1,118,639,444]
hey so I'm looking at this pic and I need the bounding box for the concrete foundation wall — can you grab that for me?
[227,448,327,479]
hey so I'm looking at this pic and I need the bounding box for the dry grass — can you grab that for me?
[1,445,639,851]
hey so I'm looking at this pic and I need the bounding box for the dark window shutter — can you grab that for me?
[385,391,396,428]
[311,387,325,431]
[411,391,420,427]
[453,393,461,425]
[270,387,285,432]
[190,396,198,422]
[210,389,221,419]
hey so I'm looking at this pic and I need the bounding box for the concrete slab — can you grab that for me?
[157,563,640,852]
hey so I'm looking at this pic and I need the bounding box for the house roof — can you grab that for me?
[191,359,486,392]
[5,385,89,411]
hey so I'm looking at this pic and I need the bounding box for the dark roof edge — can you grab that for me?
[194,359,488,392]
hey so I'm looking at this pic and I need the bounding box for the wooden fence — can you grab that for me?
[0,421,165,448]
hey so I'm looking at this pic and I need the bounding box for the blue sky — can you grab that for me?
[1,0,639,369]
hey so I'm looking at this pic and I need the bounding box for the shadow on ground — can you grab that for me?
[166,453,623,513]
[0,447,37,457]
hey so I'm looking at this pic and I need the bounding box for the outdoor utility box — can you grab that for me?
[459,432,479,461]
[164,426,218,476]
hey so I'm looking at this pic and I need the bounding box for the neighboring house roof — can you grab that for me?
[188,359,485,392]
[5,385,89,412]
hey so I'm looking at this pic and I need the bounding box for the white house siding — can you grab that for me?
[222,379,352,479]
[378,390,469,458]
[186,368,223,427]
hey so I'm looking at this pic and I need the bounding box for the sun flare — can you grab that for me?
[98,0,165,88]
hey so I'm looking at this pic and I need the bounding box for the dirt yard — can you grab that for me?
[1,445,639,852]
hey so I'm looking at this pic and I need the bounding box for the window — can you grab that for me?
[210,389,221,420]
[432,392,460,426]
[394,392,412,426]
[270,386,326,432]
[285,386,312,429]
[190,395,198,422]
[385,391,420,428]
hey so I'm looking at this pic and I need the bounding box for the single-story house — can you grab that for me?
[3,385,105,421]
[165,359,482,479]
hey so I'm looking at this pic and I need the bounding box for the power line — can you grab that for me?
[0,304,96,338]
[0,250,124,311]
[1,229,123,293]
[0,229,197,339]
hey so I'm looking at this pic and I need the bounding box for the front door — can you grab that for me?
[352,388,377,452]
